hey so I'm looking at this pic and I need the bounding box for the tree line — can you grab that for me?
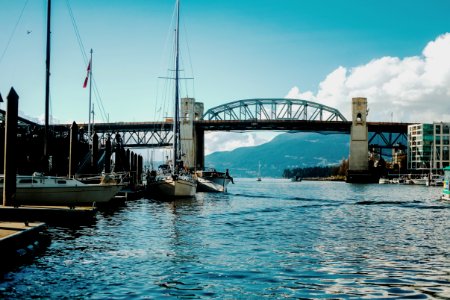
[282,159,349,179]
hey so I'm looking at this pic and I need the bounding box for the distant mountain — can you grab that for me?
[205,132,349,178]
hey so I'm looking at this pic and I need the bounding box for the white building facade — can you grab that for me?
[407,123,450,170]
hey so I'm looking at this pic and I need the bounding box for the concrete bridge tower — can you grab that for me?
[180,98,203,169]
[346,97,376,183]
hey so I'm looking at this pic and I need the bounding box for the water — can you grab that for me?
[1,179,450,299]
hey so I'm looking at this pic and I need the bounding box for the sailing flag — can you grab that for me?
[83,59,91,88]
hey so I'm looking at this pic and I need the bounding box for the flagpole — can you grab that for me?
[88,48,93,143]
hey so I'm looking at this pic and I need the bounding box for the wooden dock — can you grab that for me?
[0,205,97,224]
[0,221,49,269]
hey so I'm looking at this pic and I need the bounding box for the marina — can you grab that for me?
[1,0,450,298]
[1,180,449,298]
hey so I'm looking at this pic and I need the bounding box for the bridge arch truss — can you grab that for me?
[202,98,347,122]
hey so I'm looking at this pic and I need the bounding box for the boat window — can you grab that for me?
[0,178,3,184]
[19,179,38,184]
[57,180,67,184]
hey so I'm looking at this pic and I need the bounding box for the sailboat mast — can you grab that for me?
[44,0,51,164]
[88,49,93,142]
[173,0,180,169]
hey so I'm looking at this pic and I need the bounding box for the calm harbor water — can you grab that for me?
[1,179,449,299]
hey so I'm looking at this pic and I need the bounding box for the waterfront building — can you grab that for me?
[407,123,450,170]
[432,122,450,169]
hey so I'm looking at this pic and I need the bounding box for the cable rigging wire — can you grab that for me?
[65,0,109,123]
[180,17,196,100]
[155,1,178,123]
[0,0,30,67]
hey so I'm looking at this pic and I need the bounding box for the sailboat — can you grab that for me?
[147,0,197,199]
[257,161,262,181]
[1,0,123,207]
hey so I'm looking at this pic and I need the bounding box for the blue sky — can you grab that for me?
[1,0,450,153]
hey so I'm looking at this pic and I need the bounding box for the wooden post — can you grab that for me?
[113,134,122,171]
[126,149,131,173]
[137,155,143,185]
[3,88,19,207]
[104,136,111,173]
[133,153,138,185]
[68,121,78,178]
[91,133,99,173]
[129,151,135,185]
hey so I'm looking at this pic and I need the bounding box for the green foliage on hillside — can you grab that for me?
[283,159,349,179]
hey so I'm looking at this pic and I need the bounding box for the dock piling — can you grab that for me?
[3,88,19,207]
[69,121,78,178]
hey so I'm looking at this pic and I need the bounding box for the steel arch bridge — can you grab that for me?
[202,98,347,122]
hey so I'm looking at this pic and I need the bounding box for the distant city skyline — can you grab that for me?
[1,0,450,154]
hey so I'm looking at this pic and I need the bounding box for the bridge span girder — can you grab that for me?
[202,98,348,122]
[88,122,174,149]
[49,120,408,149]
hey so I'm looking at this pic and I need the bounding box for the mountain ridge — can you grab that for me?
[205,132,350,177]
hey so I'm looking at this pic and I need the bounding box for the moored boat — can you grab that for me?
[146,0,197,199]
[441,166,450,201]
[0,173,123,207]
[148,164,196,198]
[426,174,444,187]
[411,176,428,185]
[196,168,233,192]
[378,177,390,184]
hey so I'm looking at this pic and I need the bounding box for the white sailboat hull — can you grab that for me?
[150,176,196,198]
[1,175,123,206]
[14,185,123,206]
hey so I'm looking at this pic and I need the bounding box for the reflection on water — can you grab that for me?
[1,179,449,298]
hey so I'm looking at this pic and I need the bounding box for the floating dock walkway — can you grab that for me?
[0,221,49,269]
[0,205,97,224]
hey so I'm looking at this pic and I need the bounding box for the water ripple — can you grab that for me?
[1,179,449,299]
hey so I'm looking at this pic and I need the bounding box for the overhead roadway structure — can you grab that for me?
[202,98,348,122]
[2,99,409,149]
[76,122,173,149]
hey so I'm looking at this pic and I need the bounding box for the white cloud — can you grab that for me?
[204,131,278,155]
[286,33,450,123]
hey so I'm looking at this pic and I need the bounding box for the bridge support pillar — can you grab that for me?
[180,98,204,169]
[346,97,378,183]
[195,127,205,170]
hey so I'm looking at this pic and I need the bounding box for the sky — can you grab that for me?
[1,0,450,155]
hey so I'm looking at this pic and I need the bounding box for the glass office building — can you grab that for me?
[407,123,450,170]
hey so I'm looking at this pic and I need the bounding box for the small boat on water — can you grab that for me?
[0,173,123,207]
[257,161,262,182]
[441,166,450,201]
[426,174,444,187]
[291,175,302,182]
[196,168,234,192]
[378,177,390,184]
[410,176,428,185]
